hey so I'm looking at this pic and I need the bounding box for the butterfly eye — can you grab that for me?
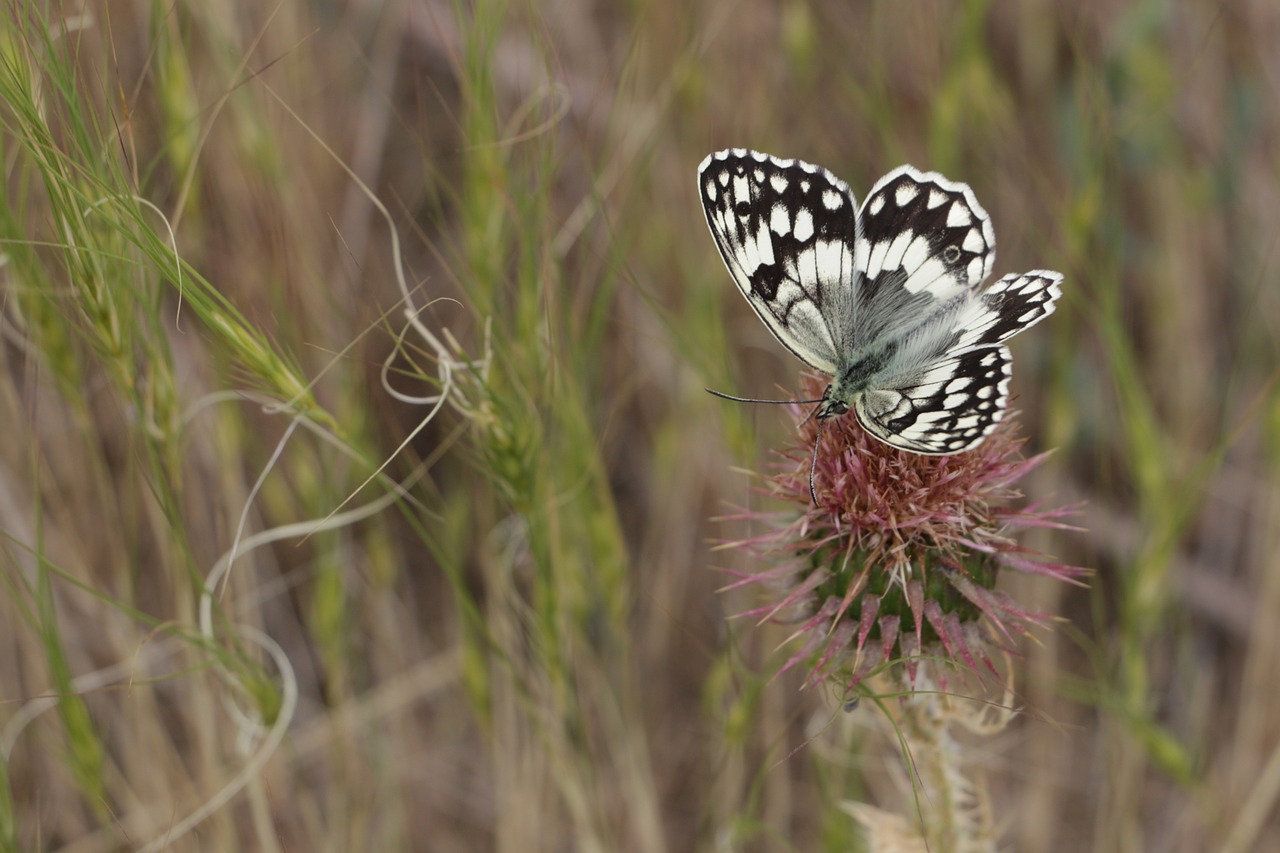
[943,245,962,263]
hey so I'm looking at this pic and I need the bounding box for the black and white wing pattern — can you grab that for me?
[852,267,1064,455]
[699,149,1063,464]
[853,268,1063,454]
[698,149,860,376]
[949,270,1064,351]
[852,165,995,346]
[854,345,1013,454]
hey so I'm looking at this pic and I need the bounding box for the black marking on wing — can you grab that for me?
[854,345,1011,454]
[950,270,1064,351]
[698,149,860,374]
[854,166,996,344]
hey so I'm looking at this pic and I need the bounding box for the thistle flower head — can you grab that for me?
[725,374,1083,689]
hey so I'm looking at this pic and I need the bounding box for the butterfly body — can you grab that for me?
[699,148,1062,457]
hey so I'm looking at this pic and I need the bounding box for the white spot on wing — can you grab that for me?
[895,183,919,206]
[854,237,871,272]
[883,229,915,273]
[705,181,717,202]
[946,201,971,227]
[868,194,886,216]
[755,222,775,266]
[904,257,947,294]
[920,362,959,385]
[793,208,815,242]
[927,189,948,209]
[719,209,738,241]
[822,189,844,210]
[733,174,750,200]
[770,174,788,193]
[866,238,890,280]
[962,228,985,253]
[741,227,760,273]
[815,239,847,283]
[910,382,944,399]
[770,204,790,236]
[795,246,817,289]
[902,235,929,272]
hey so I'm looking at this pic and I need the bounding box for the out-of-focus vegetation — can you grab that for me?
[1,1,1277,850]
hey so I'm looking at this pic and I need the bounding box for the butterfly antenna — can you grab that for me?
[707,387,828,503]
[809,416,826,504]
[705,388,824,406]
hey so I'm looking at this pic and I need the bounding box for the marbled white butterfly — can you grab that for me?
[699,149,1062,495]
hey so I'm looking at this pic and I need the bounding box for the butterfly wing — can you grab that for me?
[848,168,1061,454]
[699,152,1064,460]
[949,270,1064,350]
[854,270,1064,454]
[854,345,1012,454]
[698,149,861,376]
[852,166,996,349]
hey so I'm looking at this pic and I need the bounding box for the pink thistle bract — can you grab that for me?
[726,374,1084,689]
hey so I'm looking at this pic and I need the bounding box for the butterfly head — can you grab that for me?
[816,386,849,420]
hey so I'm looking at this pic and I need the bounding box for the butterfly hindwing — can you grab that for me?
[854,345,1012,454]
[950,270,1064,351]
[698,149,861,375]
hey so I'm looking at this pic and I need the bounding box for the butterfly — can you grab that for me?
[698,149,1062,496]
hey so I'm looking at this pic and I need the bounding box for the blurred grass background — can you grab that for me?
[1,0,1278,850]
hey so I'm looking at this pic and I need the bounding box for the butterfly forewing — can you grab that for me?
[853,166,996,348]
[698,149,861,375]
